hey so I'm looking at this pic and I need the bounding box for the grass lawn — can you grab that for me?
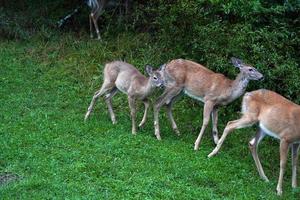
[0,33,299,199]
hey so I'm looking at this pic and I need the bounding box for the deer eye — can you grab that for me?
[249,68,253,72]
[153,76,158,80]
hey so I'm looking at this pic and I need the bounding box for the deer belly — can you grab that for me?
[115,80,129,94]
[184,90,204,103]
[259,123,280,140]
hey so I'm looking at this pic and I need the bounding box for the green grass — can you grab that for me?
[0,33,299,199]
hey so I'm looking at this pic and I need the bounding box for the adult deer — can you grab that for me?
[84,61,163,134]
[153,58,263,150]
[87,0,130,39]
[86,0,108,40]
[58,0,130,40]
[208,89,300,195]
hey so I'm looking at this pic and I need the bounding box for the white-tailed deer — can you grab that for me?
[58,0,130,40]
[208,89,300,195]
[87,0,130,39]
[153,58,263,150]
[84,61,163,134]
[87,0,108,40]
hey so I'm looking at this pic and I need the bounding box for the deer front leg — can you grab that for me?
[138,99,149,128]
[208,114,258,157]
[211,107,219,144]
[154,87,182,140]
[277,139,289,196]
[128,96,137,135]
[194,101,215,150]
[292,143,300,188]
[249,129,269,182]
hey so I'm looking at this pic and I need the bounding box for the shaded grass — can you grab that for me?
[0,33,299,199]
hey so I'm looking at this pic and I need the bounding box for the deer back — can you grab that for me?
[242,89,300,141]
[164,59,233,99]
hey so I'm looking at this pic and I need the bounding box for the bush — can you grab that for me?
[1,0,299,104]
[128,0,299,103]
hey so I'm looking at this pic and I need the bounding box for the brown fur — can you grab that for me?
[153,58,263,148]
[85,61,163,134]
[209,89,300,195]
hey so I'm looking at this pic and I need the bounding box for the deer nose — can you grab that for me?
[259,75,264,81]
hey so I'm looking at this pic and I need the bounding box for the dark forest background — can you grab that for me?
[1,0,299,102]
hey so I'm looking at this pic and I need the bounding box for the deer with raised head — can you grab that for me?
[152,58,263,150]
[208,89,300,195]
[84,61,163,134]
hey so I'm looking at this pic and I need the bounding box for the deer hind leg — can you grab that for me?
[249,128,269,182]
[154,87,182,140]
[89,14,93,38]
[92,3,105,40]
[105,87,118,124]
[211,107,219,144]
[208,114,258,157]
[90,13,101,40]
[125,0,130,15]
[166,94,181,136]
[138,99,149,128]
[277,139,289,196]
[84,81,114,121]
[128,96,137,135]
[291,143,300,188]
[194,101,215,150]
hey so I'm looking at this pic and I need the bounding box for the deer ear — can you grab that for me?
[159,64,166,71]
[231,57,243,68]
[145,64,153,76]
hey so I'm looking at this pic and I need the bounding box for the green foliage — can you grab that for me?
[129,0,299,103]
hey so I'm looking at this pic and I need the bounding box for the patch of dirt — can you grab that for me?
[0,172,20,186]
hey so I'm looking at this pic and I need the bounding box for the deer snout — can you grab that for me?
[258,74,264,81]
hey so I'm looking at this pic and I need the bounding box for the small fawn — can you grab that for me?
[84,61,163,134]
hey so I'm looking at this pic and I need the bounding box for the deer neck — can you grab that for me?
[142,77,155,97]
[230,72,249,100]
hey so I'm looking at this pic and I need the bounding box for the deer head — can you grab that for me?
[145,65,164,87]
[231,57,264,81]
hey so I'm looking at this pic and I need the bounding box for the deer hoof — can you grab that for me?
[213,132,219,144]
[208,150,217,158]
[276,187,283,196]
[262,176,269,182]
[155,134,161,140]
[276,190,282,196]
[84,114,89,122]
[138,122,145,128]
[174,128,180,136]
